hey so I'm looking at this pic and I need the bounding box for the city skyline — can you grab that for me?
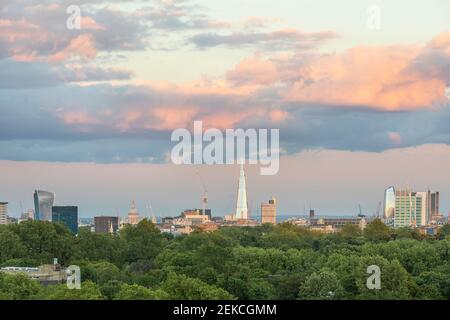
[2,149,450,218]
[1,1,450,218]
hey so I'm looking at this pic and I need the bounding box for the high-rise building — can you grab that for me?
[34,190,55,221]
[52,206,78,234]
[430,191,440,220]
[394,189,429,228]
[127,200,140,225]
[94,216,119,234]
[384,186,396,219]
[235,163,249,220]
[261,197,277,224]
[0,202,8,225]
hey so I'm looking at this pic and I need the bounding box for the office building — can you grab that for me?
[261,197,277,224]
[430,191,440,220]
[394,189,429,228]
[94,216,119,234]
[34,190,55,221]
[52,206,78,234]
[0,202,8,225]
[235,163,249,220]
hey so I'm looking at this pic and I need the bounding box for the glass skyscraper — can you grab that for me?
[52,206,78,234]
[235,163,249,220]
[34,190,55,221]
[384,186,396,219]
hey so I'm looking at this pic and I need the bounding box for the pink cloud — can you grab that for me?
[227,54,278,85]
[388,132,402,146]
[49,34,97,62]
[59,111,98,125]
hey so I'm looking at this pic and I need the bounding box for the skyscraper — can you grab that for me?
[235,163,249,220]
[0,202,8,225]
[34,190,55,221]
[430,191,440,220]
[384,186,396,219]
[52,206,78,234]
[261,197,277,224]
[394,189,429,228]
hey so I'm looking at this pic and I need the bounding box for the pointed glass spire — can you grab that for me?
[235,163,249,219]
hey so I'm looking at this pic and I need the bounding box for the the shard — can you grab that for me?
[235,163,249,219]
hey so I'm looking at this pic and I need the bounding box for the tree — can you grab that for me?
[45,281,104,300]
[76,261,124,285]
[340,223,361,238]
[74,227,126,266]
[0,273,42,300]
[9,220,76,265]
[415,271,450,300]
[356,256,413,299]
[298,270,344,300]
[363,219,390,241]
[161,273,235,300]
[113,284,161,300]
[99,280,124,300]
[0,227,26,263]
[121,219,166,263]
[437,224,450,240]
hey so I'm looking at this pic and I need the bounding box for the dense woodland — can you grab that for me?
[0,219,449,300]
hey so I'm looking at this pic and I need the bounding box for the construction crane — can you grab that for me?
[375,201,382,218]
[146,202,157,223]
[357,204,366,218]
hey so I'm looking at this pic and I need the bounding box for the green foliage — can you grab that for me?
[363,219,391,241]
[340,223,361,238]
[298,270,344,300]
[113,283,162,300]
[0,220,449,300]
[161,273,235,300]
[120,219,166,264]
[45,281,104,300]
[0,273,42,300]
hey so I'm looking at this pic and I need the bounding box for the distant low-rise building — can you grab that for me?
[196,222,219,233]
[1,261,66,286]
[94,216,119,234]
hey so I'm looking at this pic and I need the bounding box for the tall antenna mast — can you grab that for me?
[195,168,208,214]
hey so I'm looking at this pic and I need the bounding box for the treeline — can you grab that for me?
[0,219,449,300]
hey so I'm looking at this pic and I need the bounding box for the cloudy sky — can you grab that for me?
[1,0,450,218]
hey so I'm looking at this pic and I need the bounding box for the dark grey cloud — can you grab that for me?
[0,60,132,88]
[190,30,338,50]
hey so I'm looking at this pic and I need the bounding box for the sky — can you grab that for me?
[0,0,449,218]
